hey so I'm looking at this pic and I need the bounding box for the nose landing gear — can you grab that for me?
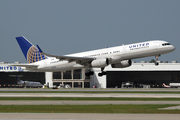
[155,55,161,66]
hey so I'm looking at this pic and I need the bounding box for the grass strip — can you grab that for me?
[0,104,179,114]
[0,91,180,94]
[1,97,180,101]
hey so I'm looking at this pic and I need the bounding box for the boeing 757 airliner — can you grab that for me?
[11,36,175,76]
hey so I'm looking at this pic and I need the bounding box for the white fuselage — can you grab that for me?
[27,40,175,72]
[17,80,43,87]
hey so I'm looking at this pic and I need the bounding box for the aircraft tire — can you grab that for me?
[98,73,103,77]
[155,62,159,66]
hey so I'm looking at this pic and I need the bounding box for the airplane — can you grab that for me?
[10,75,43,88]
[11,36,175,77]
[162,83,170,88]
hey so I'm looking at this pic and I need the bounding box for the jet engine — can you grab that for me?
[111,60,132,68]
[91,58,109,67]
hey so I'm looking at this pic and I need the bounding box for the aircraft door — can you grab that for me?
[121,45,125,54]
[122,45,129,54]
[124,46,130,54]
[154,44,158,49]
[154,42,160,49]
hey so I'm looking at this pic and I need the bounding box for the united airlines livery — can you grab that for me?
[11,36,175,76]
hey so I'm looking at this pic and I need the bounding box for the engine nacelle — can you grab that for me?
[111,60,132,68]
[91,58,109,67]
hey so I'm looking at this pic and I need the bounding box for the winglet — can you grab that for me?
[36,45,43,53]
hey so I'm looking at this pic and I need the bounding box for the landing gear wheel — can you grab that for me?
[155,55,160,66]
[102,71,107,75]
[98,73,103,77]
[98,71,107,77]
[85,71,94,76]
[155,62,159,66]
[98,67,107,77]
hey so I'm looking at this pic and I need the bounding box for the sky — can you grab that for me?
[0,0,180,63]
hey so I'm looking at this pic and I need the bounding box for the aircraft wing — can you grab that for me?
[37,45,95,64]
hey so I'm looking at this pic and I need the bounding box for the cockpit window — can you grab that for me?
[162,43,171,46]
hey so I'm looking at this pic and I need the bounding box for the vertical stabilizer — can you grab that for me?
[16,36,47,63]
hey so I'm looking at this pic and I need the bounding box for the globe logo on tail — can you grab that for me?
[27,46,47,63]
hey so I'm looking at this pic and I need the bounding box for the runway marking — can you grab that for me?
[0,113,180,120]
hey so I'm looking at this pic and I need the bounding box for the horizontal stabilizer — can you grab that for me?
[9,64,38,68]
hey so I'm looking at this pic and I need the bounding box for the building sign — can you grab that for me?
[0,66,23,72]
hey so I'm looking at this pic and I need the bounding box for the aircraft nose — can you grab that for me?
[173,46,175,50]
[171,45,176,51]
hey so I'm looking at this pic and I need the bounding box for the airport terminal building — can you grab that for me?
[0,61,180,88]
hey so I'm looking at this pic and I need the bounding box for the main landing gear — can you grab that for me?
[155,55,161,66]
[85,68,106,77]
[98,67,107,77]
[85,71,94,77]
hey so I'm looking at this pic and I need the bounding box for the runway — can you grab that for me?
[1,93,180,98]
[0,93,180,98]
[0,88,180,92]
[0,100,180,105]
[0,113,180,120]
[0,89,180,120]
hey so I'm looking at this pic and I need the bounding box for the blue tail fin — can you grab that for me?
[16,36,47,63]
